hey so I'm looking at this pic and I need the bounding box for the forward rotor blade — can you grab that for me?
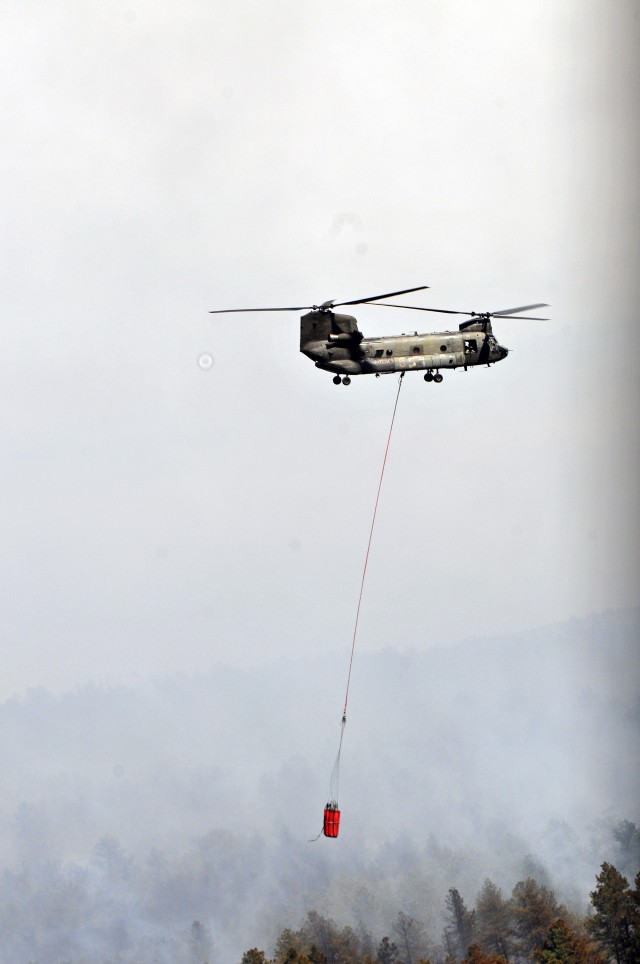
[209,286,430,313]
[209,306,311,314]
[492,303,549,316]
[334,285,429,307]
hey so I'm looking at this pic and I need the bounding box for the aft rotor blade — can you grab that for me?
[488,312,550,320]
[492,303,549,316]
[369,302,472,315]
[334,285,429,307]
[209,306,312,314]
[370,302,550,320]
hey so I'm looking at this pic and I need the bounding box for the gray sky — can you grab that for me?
[1,0,638,698]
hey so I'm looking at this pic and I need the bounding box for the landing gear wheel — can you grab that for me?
[332,375,341,385]
[434,373,443,383]
[342,376,351,386]
[424,371,434,382]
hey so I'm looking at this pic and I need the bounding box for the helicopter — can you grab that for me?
[210,286,549,385]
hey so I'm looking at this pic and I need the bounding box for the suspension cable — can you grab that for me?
[311,373,406,840]
[323,372,405,810]
[341,372,405,723]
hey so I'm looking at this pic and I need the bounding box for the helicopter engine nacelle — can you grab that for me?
[300,310,362,352]
[458,319,493,334]
[327,331,363,344]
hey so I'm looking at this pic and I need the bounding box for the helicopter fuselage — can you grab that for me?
[300,310,508,378]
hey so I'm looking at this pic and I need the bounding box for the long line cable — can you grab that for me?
[328,372,405,802]
[342,371,405,723]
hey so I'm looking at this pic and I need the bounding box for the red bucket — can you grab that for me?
[323,802,341,838]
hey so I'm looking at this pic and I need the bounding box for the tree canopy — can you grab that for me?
[240,863,637,964]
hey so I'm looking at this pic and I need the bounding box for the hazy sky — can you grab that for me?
[1,0,638,698]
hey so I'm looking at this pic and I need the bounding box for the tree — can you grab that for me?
[273,913,361,964]
[301,911,358,963]
[632,872,640,963]
[274,928,306,963]
[241,951,271,964]
[91,835,133,882]
[444,888,477,959]
[307,948,328,964]
[283,952,313,964]
[189,920,213,963]
[611,822,640,880]
[534,918,604,964]
[510,878,564,958]
[475,879,513,961]
[377,936,400,963]
[463,945,508,964]
[392,911,428,964]
[588,863,635,964]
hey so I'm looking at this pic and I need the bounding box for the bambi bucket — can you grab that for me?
[323,803,341,838]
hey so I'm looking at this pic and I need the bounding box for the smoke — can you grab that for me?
[0,609,637,960]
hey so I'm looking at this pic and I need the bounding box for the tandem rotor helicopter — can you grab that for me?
[210,286,549,385]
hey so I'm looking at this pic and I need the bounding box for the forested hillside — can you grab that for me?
[0,609,637,961]
[240,861,640,962]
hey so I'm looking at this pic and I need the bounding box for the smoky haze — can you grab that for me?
[1,610,638,960]
[1,0,639,961]
[1,0,638,696]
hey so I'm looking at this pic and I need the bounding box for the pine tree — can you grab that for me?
[377,935,400,963]
[280,950,313,964]
[392,910,428,964]
[476,879,513,961]
[241,951,270,964]
[302,911,339,963]
[510,878,564,958]
[631,872,640,963]
[463,945,509,964]
[612,822,640,880]
[534,918,604,964]
[274,928,306,963]
[189,920,213,963]
[444,888,477,959]
[588,863,635,964]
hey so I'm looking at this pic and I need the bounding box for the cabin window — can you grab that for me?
[412,346,422,355]
[440,344,448,352]
[375,349,383,358]
[464,339,477,354]
[386,348,393,356]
